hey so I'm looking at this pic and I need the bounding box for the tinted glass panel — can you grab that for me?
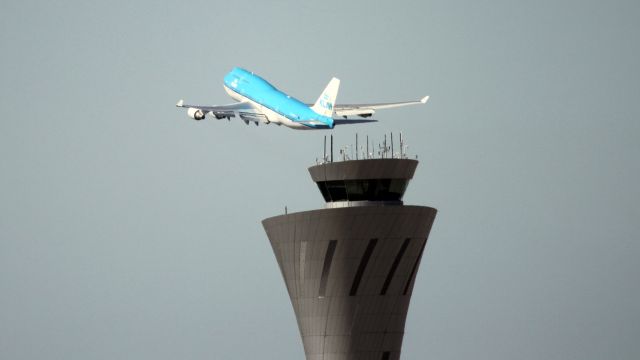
[316,182,332,202]
[325,180,348,201]
[317,179,408,202]
[345,180,368,200]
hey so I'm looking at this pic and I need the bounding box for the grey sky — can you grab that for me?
[1,1,639,359]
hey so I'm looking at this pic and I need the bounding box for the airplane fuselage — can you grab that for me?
[223,68,334,129]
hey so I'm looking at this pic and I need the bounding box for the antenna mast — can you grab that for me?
[323,135,327,163]
[391,132,394,159]
[330,134,333,163]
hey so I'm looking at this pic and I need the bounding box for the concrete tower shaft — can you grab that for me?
[263,159,436,360]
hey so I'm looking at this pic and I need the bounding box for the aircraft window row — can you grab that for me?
[316,179,408,202]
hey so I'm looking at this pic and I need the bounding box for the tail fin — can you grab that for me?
[311,77,340,117]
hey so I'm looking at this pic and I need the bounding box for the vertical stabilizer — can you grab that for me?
[311,77,340,117]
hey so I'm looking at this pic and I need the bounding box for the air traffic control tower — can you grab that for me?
[262,145,437,360]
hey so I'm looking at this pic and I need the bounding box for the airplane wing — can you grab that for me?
[333,119,378,125]
[176,99,256,119]
[333,96,429,118]
[175,99,256,111]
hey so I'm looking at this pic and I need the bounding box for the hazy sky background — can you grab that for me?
[1,1,639,359]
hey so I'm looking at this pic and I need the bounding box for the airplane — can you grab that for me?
[176,67,429,130]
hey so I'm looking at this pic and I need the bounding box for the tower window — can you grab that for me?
[316,179,408,202]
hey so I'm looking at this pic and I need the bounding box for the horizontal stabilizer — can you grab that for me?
[333,96,429,117]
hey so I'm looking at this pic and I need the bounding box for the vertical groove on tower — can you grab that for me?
[403,237,428,295]
[319,240,337,298]
[380,238,411,295]
[349,238,378,296]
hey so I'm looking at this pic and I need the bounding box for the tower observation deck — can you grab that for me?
[262,144,437,360]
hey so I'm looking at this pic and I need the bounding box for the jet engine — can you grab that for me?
[187,108,206,120]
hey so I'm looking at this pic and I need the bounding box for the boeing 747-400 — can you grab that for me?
[176,67,428,130]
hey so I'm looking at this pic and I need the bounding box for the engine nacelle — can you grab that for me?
[187,108,205,120]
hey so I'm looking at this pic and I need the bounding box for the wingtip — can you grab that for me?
[176,99,184,107]
[420,96,429,104]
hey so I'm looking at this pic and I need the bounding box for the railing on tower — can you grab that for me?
[316,132,416,164]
